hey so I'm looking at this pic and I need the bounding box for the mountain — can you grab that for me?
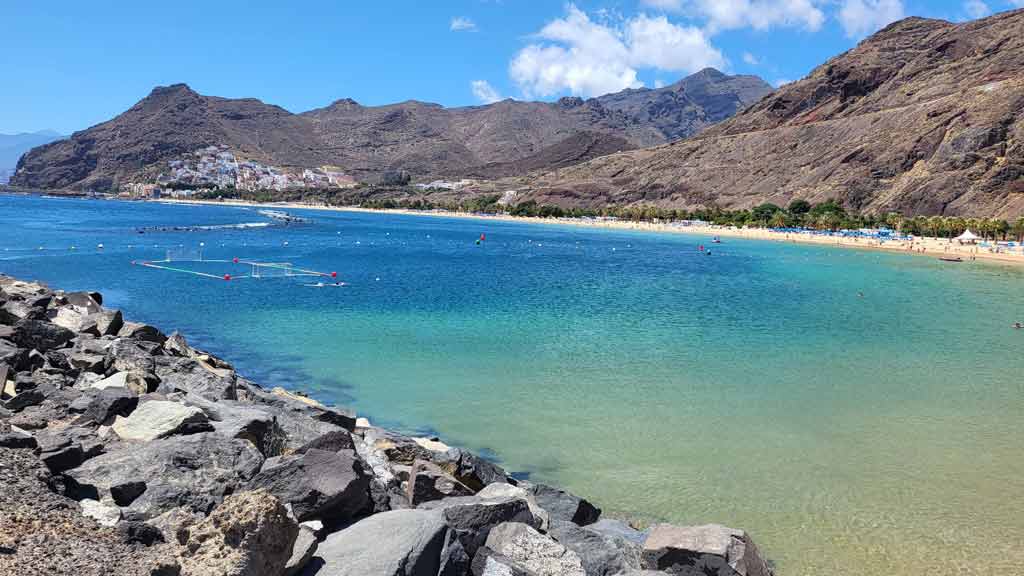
[0,130,63,184]
[10,70,771,191]
[496,10,1024,218]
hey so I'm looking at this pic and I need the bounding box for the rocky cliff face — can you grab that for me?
[11,70,770,191]
[500,11,1024,218]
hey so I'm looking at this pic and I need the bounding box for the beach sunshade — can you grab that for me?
[955,230,979,243]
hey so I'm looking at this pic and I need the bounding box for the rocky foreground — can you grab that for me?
[0,274,774,576]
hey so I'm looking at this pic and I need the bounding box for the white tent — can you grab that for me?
[955,229,979,244]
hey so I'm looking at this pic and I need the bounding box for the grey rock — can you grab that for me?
[117,520,166,547]
[396,461,475,505]
[39,439,85,473]
[85,386,139,424]
[0,419,37,449]
[67,432,264,518]
[9,318,75,351]
[528,483,601,526]
[308,509,449,576]
[641,524,773,576]
[586,519,648,546]
[92,370,157,395]
[249,448,371,522]
[105,339,158,374]
[92,309,125,337]
[419,489,543,558]
[0,340,26,372]
[62,291,104,314]
[3,382,55,412]
[180,393,286,457]
[118,322,167,344]
[473,522,585,576]
[81,498,122,527]
[154,356,237,401]
[548,519,642,576]
[177,489,299,576]
[294,430,354,454]
[285,525,319,576]
[111,480,148,506]
[111,400,211,442]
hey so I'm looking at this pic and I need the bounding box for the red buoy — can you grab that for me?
[224,274,232,281]
[330,271,337,278]
[233,257,239,263]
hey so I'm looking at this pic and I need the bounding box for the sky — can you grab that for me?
[2,0,1022,135]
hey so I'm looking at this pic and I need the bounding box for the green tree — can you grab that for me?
[787,199,811,215]
[751,203,783,226]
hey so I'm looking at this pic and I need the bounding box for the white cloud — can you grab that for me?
[773,78,793,87]
[742,51,760,65]
[963,0,990,18]
[838,0,904,38]
[510,5,723,98]
[655,79,667,88]
[640,0,825,32]
[450,17,477,32]
[471,80,502,104]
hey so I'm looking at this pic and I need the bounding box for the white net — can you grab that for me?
[165,247,203,261]
[250,262,293,278]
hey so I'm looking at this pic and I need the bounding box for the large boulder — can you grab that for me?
[155,357,237,401]
[472,522,586,576]
[92,371,156,395]
[396,461,474,506]
[527,483,601,526]
[243,384,355,449]
[419,486,544,558]
[307,509,449,576]
[67,432,264,518]
[585,519,648,546]
[641,524,773,576]
[111,400,212,442]
[177,489,298,576]
[84,386,139,424]
[119,322,167,344]
[548,519,642,576]
[249,448,371,523]
[179,393,286,457]
[105,339,158,374]
[364,428,508,492]
[285,524,319,576]
[9,319,75,351]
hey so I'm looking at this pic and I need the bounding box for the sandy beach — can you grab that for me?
[156,198,1024,266]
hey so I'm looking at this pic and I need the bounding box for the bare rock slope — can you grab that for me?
[504,11,1024,218]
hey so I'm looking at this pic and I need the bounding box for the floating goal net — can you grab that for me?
[165,247,204,262]
[250,262,294,278]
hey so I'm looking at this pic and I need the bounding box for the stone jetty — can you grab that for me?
[0,274,774,576]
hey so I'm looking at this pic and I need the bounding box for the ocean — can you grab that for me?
[2,194,1022,575]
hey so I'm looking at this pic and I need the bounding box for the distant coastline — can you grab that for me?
[152,197,1024,267]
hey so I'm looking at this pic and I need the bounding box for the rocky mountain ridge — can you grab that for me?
[10,70,771,192]
[495,11,1024,218]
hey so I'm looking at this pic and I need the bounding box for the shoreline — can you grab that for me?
[155,197,1024,267]
[0,273,777,575]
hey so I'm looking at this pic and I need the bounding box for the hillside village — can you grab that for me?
[121,146,357,199]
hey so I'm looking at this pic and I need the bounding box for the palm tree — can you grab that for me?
[769,211,787,229]
[1014,217,1024,242]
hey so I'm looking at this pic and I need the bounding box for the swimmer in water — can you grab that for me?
[857,291,864,298]
[1014,322,1023,329]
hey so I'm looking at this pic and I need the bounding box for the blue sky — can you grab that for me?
[2,0,1021,135]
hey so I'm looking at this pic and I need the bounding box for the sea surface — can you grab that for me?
[2,194,1023,575]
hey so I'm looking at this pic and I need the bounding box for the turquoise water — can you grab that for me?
[2,194,1023,575]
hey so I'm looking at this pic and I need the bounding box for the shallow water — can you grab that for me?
[2,194,1023,575]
